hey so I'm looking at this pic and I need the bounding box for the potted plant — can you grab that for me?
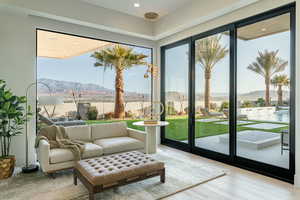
[0,80,32,179]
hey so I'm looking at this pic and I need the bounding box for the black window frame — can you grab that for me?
[35,29,154,130]
[160,3,296,183]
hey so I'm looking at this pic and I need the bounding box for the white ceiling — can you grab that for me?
[1,0,260,41]
[81,0,194,19]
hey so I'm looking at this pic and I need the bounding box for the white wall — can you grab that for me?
[154,0,259,39]
[0,9,157,166]
[0,10,36,166]
[156,0,300,186]
[0,0,154,39]
[158,0,295,46]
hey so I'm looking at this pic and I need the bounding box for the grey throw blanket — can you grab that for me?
[35,125,85,160]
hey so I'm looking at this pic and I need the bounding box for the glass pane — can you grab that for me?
[194,31,230,154]
[236,13,290,169]
[37,30,152,132]
[164,44,189,142]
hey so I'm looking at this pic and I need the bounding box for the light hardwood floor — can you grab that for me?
[158,145,300,200]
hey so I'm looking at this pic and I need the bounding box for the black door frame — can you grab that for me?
[160,3,296,183]
[161,38,193,152]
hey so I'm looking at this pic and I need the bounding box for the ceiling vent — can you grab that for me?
[144,12,159,21]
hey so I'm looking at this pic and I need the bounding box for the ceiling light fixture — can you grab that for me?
[144,12,159,21]
[134,3,140,7]
[261,28,267,32]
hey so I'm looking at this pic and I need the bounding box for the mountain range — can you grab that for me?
[37,78,150,102]
[38,78,289,102]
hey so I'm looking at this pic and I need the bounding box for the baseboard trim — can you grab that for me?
[294,174,300,187]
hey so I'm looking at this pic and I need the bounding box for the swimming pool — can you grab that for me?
[240,107,289,123]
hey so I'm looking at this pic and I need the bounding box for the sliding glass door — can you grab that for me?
[162,41,190,145]
[194,31,230,155]
[236,13,291,169]
[161,3,295,182]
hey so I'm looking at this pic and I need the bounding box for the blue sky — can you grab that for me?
[165,31,290,95]
[37,46,152,94]
[38,31,290,96]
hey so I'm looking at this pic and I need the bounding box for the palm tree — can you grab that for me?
[271,74,290,106]
[195,35,229,111]
[91,44,148,118]
[247,50,288,106]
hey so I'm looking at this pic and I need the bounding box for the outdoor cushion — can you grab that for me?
[91,122,128,140]
[49,143,103,164]
[65,125,92,142]
[94,137,144,155]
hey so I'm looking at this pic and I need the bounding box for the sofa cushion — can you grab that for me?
[49,143,103,164]
[83,143,104,159]
[94,137,144,155]
[65,125,92,142]
[91,122,128,140]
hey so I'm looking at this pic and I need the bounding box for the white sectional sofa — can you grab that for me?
[37,122,146,174]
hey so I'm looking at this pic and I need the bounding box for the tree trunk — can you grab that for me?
[114,68,125,118]
[265,78,270,106]
[277,85,283,106]
[204,71,211,112]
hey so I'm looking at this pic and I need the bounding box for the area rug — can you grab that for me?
[0,152,226,200]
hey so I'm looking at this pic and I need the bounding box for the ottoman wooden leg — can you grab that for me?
[73,170,78,185]
[160,168,165,183]
[89,192,95,200]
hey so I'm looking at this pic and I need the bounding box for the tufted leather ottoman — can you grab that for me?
[74,151,165,200]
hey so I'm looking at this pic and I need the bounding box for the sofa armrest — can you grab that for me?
[37,139,50,172]
[127,128,146,143]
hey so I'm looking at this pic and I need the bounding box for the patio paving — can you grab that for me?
[242,123,288,130]
[219,130,280,149]
[191,134,289,169]
[196,118,221,122]
[214,120,251,125]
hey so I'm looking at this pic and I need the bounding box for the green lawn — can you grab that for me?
[87,117,289,141]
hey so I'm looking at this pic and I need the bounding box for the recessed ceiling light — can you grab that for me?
[261,28,267,32]
[144,12,159,21]
[134,3,140,7]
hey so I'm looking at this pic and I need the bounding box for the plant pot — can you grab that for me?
[0,155,16,179]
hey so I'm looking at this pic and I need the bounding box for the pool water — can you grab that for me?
[248,110,289,123]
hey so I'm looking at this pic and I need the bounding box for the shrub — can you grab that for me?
[219,101,229,111]
[255,98,265,107]
[184,107,189,114]
[210,103,217,110]
[104,112,114,120]
[87,106,98,120]
[241,101,253,108]
[166,106,177,115]
[125,111,135,118]
[166,102,177,115]
[178,111,185,115]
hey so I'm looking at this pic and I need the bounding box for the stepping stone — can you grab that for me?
[214,120,251,125]
[219,130,281,149]
[196,118,221,122]
[242,123,287,130]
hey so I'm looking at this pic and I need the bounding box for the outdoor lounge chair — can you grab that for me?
[38,114,86,127]
[200,108,224,118]
[281,129,289,155]
[223,109,248,120]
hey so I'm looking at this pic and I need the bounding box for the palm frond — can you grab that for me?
[247,49,288,79]
[195,34,229,72]
[91,44,148,71]
[271,74,290,87]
